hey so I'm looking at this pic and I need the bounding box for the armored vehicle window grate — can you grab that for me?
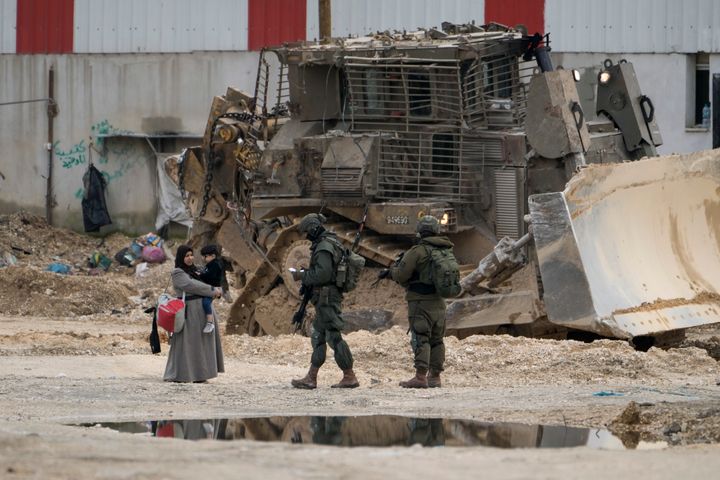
[345,57,463,122]
[347,124,519,204]
[494,168,521,239]
[321,167,363,197]
[255,49,291,118]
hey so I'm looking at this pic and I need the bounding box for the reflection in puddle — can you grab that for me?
[75,415,667,450]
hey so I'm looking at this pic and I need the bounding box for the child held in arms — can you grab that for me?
[198,244,223,334]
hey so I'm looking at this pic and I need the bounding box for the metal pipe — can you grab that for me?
[46,66,56,226]
[0,98,52,106]
[534,46,554,72]
[319,0,331,42]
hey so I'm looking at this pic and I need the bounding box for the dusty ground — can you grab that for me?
[1,212,720,479]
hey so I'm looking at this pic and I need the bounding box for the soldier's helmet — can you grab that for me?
[298,213,327,236]
[416,215,440,237]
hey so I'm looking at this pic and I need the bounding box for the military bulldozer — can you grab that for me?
[167,23,720,347]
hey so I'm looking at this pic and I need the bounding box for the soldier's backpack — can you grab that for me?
[336,249,365,292]
[424,245,461,298]
[326,237,365,292]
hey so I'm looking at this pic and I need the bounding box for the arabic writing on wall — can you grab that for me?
[54,119,117,169]
[53,139,87,169]
[56,120,153,199]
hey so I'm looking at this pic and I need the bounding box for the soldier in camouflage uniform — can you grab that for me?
[385,215,454,388]
[291,213,360,389]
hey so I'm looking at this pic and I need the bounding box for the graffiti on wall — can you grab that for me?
[54,120,154,199]
[53,119,116,170]
[53,139,87,169]
[90,119,121,165]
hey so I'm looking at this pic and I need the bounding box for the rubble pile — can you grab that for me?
[0,212,171,316]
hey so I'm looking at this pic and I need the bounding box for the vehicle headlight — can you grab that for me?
[440,213,449,225]
[599,71,611,84]
[572,69,581,82]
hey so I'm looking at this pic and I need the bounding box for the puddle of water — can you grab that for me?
[73,415,667,449]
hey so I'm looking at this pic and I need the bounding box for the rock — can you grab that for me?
[343,308,396,333]
[614,401,641,425]
[663,422,682,435]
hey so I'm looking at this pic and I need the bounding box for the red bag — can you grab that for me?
[155,421,183,438]
[157,292,186,333]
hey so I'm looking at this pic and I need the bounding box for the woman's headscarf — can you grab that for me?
[174,244,198,277]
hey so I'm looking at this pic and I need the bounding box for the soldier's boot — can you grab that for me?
[331,369,360,388]
[427,369,442,388]
[400,368,429,388]
[291,365,319,389]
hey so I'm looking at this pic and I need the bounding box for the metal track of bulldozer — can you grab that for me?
[328,222,407,267]
[223,220,409,335]
[226,225,303,335]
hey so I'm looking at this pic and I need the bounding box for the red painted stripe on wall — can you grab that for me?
[485,0,544,36]
[16,0,74,53]
[248,0,307,51]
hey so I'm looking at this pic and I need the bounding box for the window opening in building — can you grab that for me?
[695,53,710,127]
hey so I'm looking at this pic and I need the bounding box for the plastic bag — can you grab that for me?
[47,262,72,274]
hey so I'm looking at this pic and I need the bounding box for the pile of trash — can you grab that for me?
[0,212,168,277]
[113,232,166,267]
[110,232,168,279]
[0,212,172,316]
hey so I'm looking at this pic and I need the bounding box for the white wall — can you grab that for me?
[546,0,720,53]
[553,52,716,155]
[73,0,249,53]
[0,0,15,53]
[0,52,262,233]
[306,0,484,40]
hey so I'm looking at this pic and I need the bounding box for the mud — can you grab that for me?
[614,292,720,315]
[0,212,719,478]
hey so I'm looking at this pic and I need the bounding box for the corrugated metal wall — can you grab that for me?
[248,0,306,50]
[546,0,720,53]
[485,0,544,35]
[6,0,720,54]
[16,0,73,53]
[307,0,484,40]
[73,0,248,53]
[0,0,16,53]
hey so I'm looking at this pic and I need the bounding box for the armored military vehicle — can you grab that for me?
[167,23,720,347]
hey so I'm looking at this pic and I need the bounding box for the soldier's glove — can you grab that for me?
[377,269,390,280]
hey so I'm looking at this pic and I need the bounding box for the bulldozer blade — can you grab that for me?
[529,149,720,339]
[446,291,540,333]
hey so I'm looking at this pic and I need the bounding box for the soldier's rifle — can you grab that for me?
[292,283,312,332]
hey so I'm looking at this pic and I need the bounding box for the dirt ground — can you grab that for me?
[1,212,720,479]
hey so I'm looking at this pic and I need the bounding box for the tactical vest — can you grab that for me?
[311,233,343,286]
[314,233,365,292]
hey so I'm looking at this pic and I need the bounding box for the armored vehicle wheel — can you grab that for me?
[281,239,312,299]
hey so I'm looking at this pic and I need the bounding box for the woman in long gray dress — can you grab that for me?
[163,245,225,382]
